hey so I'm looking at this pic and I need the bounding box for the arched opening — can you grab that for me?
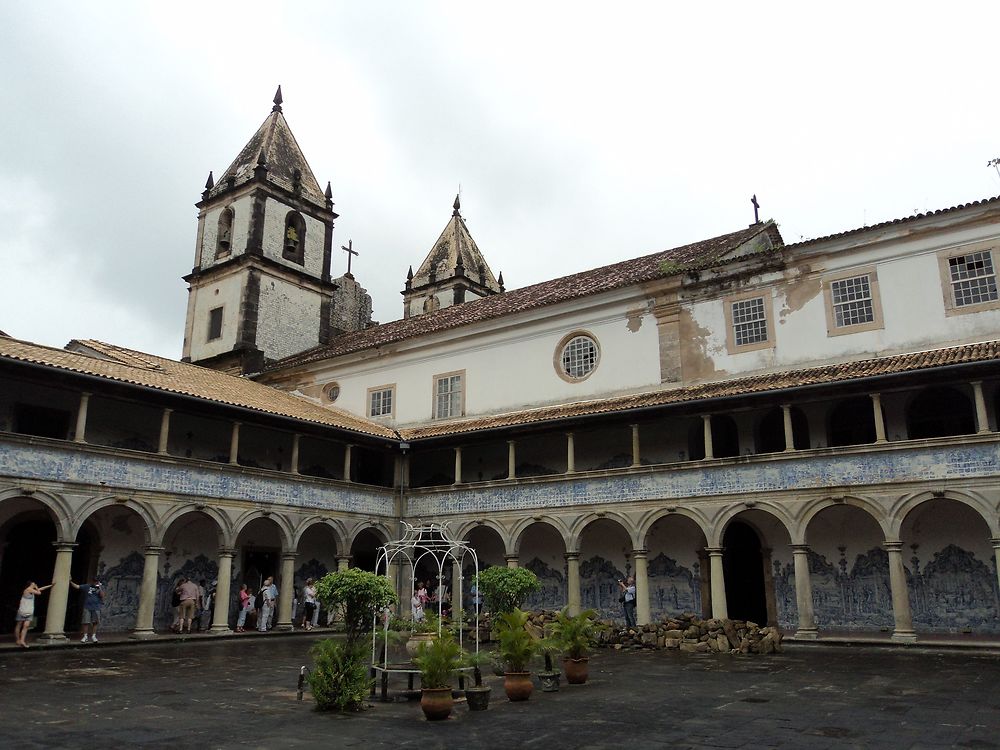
[906,386,976,440]
[516,522,567,612]
[900,497,997,634]
[723,521,767,625]
[687,415,739,460]
[216,207,234,258]
[294,522,340,629]
[283,211,306,264]
[160,511,224,632]
[0,497,59,634]
[643,514,709,620]
[828,396,877,447]
[67,520,100,633]
[755,406,809,453]
[350,528,386,573]
[578,518,633,622]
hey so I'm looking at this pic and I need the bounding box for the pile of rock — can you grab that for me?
[597,613,783,655]
[523,610,560,639]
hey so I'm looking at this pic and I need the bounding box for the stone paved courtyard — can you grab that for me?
[0,636,998,749]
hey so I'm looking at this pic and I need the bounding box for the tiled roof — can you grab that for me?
[270,221,782,370]
[399,339,1000,439]
[410,198,501,293]
[0,337,396,439]
[784,195,1000,250]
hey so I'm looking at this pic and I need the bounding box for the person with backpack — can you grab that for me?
[257,577,275,633]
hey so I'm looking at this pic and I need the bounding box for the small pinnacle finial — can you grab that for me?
[498,271,505,291]
[204,171,214,191]
[453,193,461,216]
[324,181,333,200]
[456,253,465,272]
[256,150,267,168]
[272,85,283,112]
[407,265,414,281]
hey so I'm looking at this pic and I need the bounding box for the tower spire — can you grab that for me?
[272,85,283,113]
[453,193,461,216]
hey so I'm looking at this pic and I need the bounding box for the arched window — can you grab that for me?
[283,211,306,264]
[755,406,809,453]
[906,386,975,440]
[687,415,740,460]
[215,207,234,258]
[828,396,876,447]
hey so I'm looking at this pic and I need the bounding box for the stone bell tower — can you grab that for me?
[181,87,340,374]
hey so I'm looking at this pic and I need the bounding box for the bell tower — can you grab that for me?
[182,87,339,374]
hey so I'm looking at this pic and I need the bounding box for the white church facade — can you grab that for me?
[1,92,999,642]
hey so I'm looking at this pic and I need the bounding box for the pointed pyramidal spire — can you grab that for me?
[498,271,505,292]
[256,149,267,168]
[452,193,461,216]
[324,181,333,201]
[204,171,215,191]
[406,265,414,281]
[272,85,283,113]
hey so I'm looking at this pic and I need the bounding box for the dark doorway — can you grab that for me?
[756,406,810,453]
[67,523,99,633]
[0,518,56,633]
[722,521,768,626]
[687,415,740,460]
[906,386,976,439]
[828,397,877,447]
[242,547,280,591]
[350,530,384,573]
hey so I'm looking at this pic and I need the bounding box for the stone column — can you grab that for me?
[706,547,728,619]
[790,545,818,639]
[451,564,463,613]
[229,422,240,465]
[343,444,353,482]
[782,404,795,452]
[276,552,297,631]
[971,381,990,434]
[210,548,235,634]
[632,549,650,626]
[991,539,1000,598]
[505,554,519,569]
[74,392,90,443]
[702,415,714,460]
[565,552,581,616]
[884,541,917,643]
[41,542,76,641]
[870,393,887,444]
[290,433,301,474]
[454,446,462,485]
[631,424,641,467]
[507,440,516,479]
[336,555,352,572]
[132,545,164,639]
[566,432,575,473]
[158,408,172,455]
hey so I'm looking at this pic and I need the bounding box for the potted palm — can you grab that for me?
[413,632,463,721]
[546,607,601,684]
[537,638,561,692]
[496,609,540,701]
[463,651,492,711]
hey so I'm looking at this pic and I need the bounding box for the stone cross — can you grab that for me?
[751,195,760,224]
[342,240,358,276]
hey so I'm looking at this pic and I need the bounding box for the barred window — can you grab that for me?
[560,335,599,379]
[369,388,393,417]
[434,374,463,419]
[949,251,998,307]
[731,297,768,346]
[830,274,875,327]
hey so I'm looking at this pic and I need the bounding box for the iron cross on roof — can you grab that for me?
[751,194,761,224]
[342,240,359,277]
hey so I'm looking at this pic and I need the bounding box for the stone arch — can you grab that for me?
[70,494,157,545]
[291,516,346,551]
[457,522,508,575]
[158,504,231,548]
[797,495,890,544]
[514,519,569,612]
[346,521,393,551]
[452,518,512,555]
[718,507,793,627]
[0,487,73,539]
[709,502,795,548]
[510,516,570,555]
[567,511,637,550]
[349,525,389,573]
[637,506,712,548]
[233,510,295,550]
[641,509,711,620]
[576,515,638,620]
[888,490,998,539]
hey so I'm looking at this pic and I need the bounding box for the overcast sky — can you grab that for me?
[2,2,999,359]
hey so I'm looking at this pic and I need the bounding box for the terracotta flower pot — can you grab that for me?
[503,672,533,701]
[420,687,454,721]
[563,656,590,684]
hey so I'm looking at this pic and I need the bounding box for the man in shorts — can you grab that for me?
[178,577,200,634]
[70,578,105,643]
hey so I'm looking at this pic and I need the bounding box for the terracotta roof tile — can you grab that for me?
[270,222,782,370]
[399,340,1000,439]
[0,337,396,439]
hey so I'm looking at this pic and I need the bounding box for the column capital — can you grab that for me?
[970,379,984,387]
[504,554,519,563]
[990,537,1000,550]
[79,391,92,399]
[704,546,724,556]
[231,420,242,427]
[883,540,904,552]
[631,548,649,559]
[563,551,580,562]
[52,541,78,552]
[790,544,811,554]
[780,403,792,410]
[507,439,516,445]
[218,547,236,558]
[162,406,173,414]
[143,545,166,555]
[869,391,882,399]
[281,551,298,562]
[336,554,352,563]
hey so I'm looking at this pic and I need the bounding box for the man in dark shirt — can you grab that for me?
[70,578,105,643]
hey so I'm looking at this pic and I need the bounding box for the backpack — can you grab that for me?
[254,591,265,609]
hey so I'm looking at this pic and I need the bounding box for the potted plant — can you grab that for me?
[546,607,601,684]
[413,632,463,721]
[496,609,540,701]
[405,611,441,661]
[536,638,561,692]
[463,651,492,711]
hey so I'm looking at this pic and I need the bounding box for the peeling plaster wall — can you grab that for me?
[187,273,244,362]
[257,276,321,361]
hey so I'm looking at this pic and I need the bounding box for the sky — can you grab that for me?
[2,1,999,359]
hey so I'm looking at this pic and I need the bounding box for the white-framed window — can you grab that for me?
[948,250,998,307]
[367,385,394,418]
[554,332,600,382]
[731,296,768,346]
[434,372,464,419]
[830,274,875,327]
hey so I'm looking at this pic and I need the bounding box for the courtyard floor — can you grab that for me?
[0,636,998,749]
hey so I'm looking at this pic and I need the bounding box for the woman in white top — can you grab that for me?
[300,578,317,631]
[15,581,52,648]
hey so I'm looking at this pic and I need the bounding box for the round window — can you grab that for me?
[325,383,341,402]
[559,334,599,380]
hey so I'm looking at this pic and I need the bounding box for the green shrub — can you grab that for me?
[473,567,540,614]
[413,632,463,689]
[496,609,539,672]
[307,640,371,711]
[315,569,397,644]
[546,607,602,659]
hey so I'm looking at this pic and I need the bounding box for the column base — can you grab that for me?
[891,630,918,644]
[793,628,820,640]
[275,623,295,632]
[130,629,158,641]
[38,633,68,643]
[209,625,233,635]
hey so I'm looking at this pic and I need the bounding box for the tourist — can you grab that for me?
[301,578,317,631]
[258,576,276,632]
[14,580,52,648]
[618,576,637,628]
[416,580,429,608]
[267,577,279,629]
[411,586,424,623]
[177,576,200,634]
[70,578,105,643]
[170,578,184,632]
[198,579,213,631]
[291,585,300,625]
[236,583,252,632]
